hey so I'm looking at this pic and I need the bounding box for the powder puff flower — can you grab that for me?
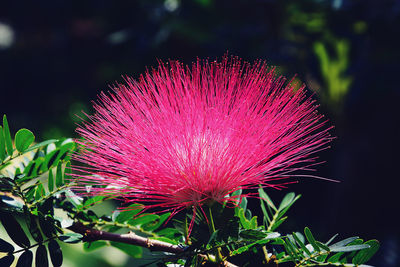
[73,57,331,215]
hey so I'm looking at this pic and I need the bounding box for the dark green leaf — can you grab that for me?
[110,242,142,258]
[83,241,108,252]
[239,229,267,240]
[0,255,14,267]
[2,115,13,157]
[304,227,320,252]
[58,233,83,243]
[0,212,30,248]
[55,162,63,187]
[39,197,54,215]
[327,252,344,263]
[64,161,72,182]
[24,139,58,153]
[35,245,49,267]
[352,240,379,265]
[48,170,54,192]
[330,244,370,252]
[292,232,311,256]
[48,240,63,267]
[14,129,35,153]
[28,214,43,242]
[115,204,144,223]
[39,215,56,238]
[16,250,33,267]
[0,238,14,252]
[316,241,330,251]
[0,126,6,161]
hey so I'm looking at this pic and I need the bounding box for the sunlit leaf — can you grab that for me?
[24,139,58,153]
[15,129,35,153]
[0,126,6,161]
[2,115,13,157]
[115,204,144,223]
[48,169,54,192]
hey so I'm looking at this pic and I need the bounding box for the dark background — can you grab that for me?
[1,0,399,266]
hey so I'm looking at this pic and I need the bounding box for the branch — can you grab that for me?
[68,222,184,254]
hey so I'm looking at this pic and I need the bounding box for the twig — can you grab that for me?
[68,222,184,254]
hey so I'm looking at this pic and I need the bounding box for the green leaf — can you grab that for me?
[0,238,14,252]
[269,216,287,231]
[352,240,379,265]
[24,139,58,153]
[2,115,13,157]
[0,126,6,161]
[83,241,108,252]
[35,183,45,201]
[55,162,63,187]
[0,255,14,267]
[110,242,142,258]
[64,161,72,182]
[237,208,250,229]
[292,232,311,256]
[327,252,344,263]
[16,250,33,267]
[48,240,63,267]
[316,241,330,251]
[258,187,277,211]
[115,204,144,223]
[0,212,30,248]
[128,214,159,227]
[48,169,54,192]
[14,129,35,153]
[278,192,295,211]
[304,227,320,252]
[239,229,268,240]
[59,233,83,243]
[330,244,370,252]
[142,212,171,231]
[35,244,49,267]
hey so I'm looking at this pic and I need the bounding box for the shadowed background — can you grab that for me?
[1,0,399,266]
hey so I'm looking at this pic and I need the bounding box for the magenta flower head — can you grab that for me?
[73,56,332,216]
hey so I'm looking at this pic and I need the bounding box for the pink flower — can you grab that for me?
[73,57,331,215]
